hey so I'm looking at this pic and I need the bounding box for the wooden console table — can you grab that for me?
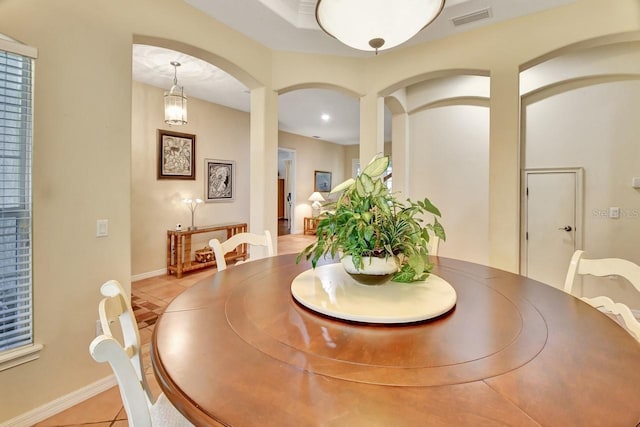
[167,223,247,278]
[303,217,320,235]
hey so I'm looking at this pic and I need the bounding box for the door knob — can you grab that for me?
[558,226,572,232]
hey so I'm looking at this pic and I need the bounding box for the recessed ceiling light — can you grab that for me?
[321,113,331,122]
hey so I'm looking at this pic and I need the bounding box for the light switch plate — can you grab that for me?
[632,177,640,188]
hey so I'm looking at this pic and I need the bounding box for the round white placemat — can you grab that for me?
[291,263,457,324]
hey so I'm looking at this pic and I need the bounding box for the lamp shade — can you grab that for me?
[316,0,445,52]
[164,61,188,125]
[182,198,203,206]
[308,192,326,203]
[308,191,326,212]
[164,86,188,125]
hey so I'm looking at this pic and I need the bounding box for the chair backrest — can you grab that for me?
[91,279,153,426]
[209,230,274,271]
[563,250,640,341]
[90,335,153,427]
[97,280,149,396]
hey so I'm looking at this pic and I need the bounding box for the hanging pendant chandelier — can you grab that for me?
[315,0,446,54]
[164,61,188,125]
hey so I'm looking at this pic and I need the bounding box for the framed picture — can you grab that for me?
[314,170,332,192]
[158,130,196,180]
[205,159,235,202]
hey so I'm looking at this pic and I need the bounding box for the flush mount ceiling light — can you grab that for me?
[164,61,188,125]
[315,0,445,53]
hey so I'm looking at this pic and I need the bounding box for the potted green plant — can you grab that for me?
[297,155,446,283]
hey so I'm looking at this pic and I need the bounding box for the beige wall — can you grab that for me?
[278,132,346,233]
[342,142,391,181]
[522,42,640,306]
[343,144,359,179]
[0,2,134,420]
[0,0,638,422]
[0,0,274,421]
[131,81,251,276]
[410,105,490,265]
[405,75,491,265]
[526,80,640,306]
[361,0,640,272]
[132,81,346,276]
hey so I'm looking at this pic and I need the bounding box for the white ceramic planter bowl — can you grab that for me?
[341,255,398,285]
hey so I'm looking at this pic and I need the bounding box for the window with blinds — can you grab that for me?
[0,45,34,352]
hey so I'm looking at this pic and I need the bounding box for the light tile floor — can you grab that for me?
[34,233,314,427]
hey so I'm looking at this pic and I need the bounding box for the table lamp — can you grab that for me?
[308,192,325,217]
[183,197,203,230]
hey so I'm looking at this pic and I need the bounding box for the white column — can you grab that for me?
[391,112,409,198]
[250,87,279,255]
[359,93,385,166]
[489,65,520,272]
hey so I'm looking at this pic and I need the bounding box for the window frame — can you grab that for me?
[0,35,41,371]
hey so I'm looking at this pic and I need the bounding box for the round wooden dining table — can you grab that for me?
[151,254,640,426]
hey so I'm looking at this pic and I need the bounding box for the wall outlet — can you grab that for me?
[96,219,109,237]
[95,319,103,337]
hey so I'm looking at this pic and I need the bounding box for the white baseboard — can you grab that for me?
[131,268,166,282]
[2,375,117,427]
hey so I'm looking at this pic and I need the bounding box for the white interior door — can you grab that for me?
[522,169,583,289]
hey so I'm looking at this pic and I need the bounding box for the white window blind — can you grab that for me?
[0,44,34,352]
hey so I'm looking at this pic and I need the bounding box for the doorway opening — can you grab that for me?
[278,148,296,236]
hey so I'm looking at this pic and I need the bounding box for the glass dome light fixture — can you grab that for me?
[315,0,446,54]
[164,61,188,125]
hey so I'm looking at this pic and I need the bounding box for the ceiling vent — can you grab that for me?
[451,8,492,27]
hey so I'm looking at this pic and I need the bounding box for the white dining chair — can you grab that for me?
[563,250,640,342]
[209,230,274,271]
[89,280,193,427]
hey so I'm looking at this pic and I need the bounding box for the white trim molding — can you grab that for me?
[0,37,37,58]
[0,343,43,372]
[2,375,117,427]
[131,268,167,282]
